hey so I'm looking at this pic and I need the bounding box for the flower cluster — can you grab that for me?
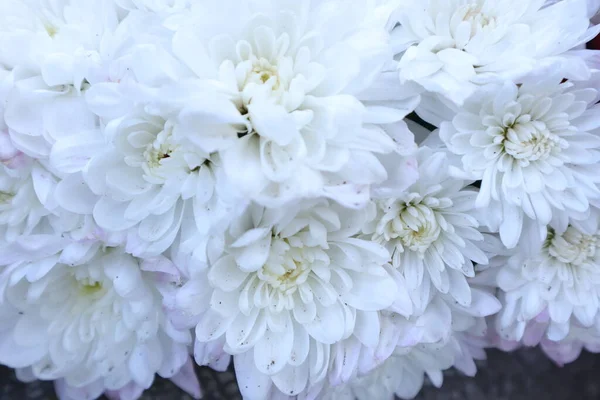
[0,0,599,399]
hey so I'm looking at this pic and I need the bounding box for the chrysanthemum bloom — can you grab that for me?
[0,142,110,245]
[314,271,499,400]
[165,0,419,208]
[0,236,195,396]
[0,68,26,169]
[363,147,489,313]
[0,0,119,71]
[538,324,600,367]
[318,340,456,400]
[0,0,120,159]
[174,200,397,398]
[13,356,201,400]
[490,307,600,367]
[496,208,600,342]
[389,273,500,365]
[231,312,411,399]
[82,100,242,257]
[0,72,55,241]
[0,161,54,241]
[391,0,600,105]
[440,70,600,248]
[32,7,244,258]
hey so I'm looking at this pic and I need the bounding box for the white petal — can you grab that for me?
[548,300,574,324]
[226,309,267,352]
[254,320,294,375]
[195,309,233,342]
[209,255,249,292]
[0,331,45,368]
[85,83,132,119]
[40,51,75,86]
[499,202,524,249]
[467,288,502,317]
[305,303,345,344]
[54,174,97,214]
[448,269,471,307]
[234,351,273,400]
[13,315,48,347]
[289,323,310,366]
[353,310,380,348]
[93,198,138,231]
[50,132,103,174]
[138,207,176,242]
[233,235,272,272]
[271,363,309,397]
[231,228,271,248]
[344,269,396,311]
[292,298,317,325]
[248,102,299,146]
[172,27,216,79]
[128,343,156,389]
[169,357,203,400]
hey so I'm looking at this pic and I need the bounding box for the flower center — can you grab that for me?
[545,226,599,267]
[234,56,285,139]
[224,29,300,138]
[79,281,103,296]
[256,237,313,295]
[145,140,177,169]
[0,191,13,204]
[75,276,105,298]
[502,121,561,163]
[44,23,58,38]
[375,199,443,256]
[141,124,182,180]
[246,58,281,90]
[457,3,496,37]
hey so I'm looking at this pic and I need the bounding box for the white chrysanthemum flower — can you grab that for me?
[46,356,202,400]
[0,68,27,169]
[318,334,487,400]
[79,101,242,257]
[233,319,406,400]
[20,9,238,257]
[165,0,419,208]
[174,200,397,397]
[489,308,600,366]
[393,275,499,357]
[538,324,600,366]
[440,70,600,248]
[0,237,192,393]
[11,355,201,400]
[0,0,120,158]
[0,147,106,244]
[318,340,455,400]
[0,153,94,242]
[0,162,53,241]
[364,147,488,312]
[391,0,600,104]
[313,274,499,400]
[496,208,600,342]
[451,331,489,378]
[0,0,118,70]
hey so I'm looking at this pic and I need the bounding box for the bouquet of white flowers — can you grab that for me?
[0,0,599,399]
